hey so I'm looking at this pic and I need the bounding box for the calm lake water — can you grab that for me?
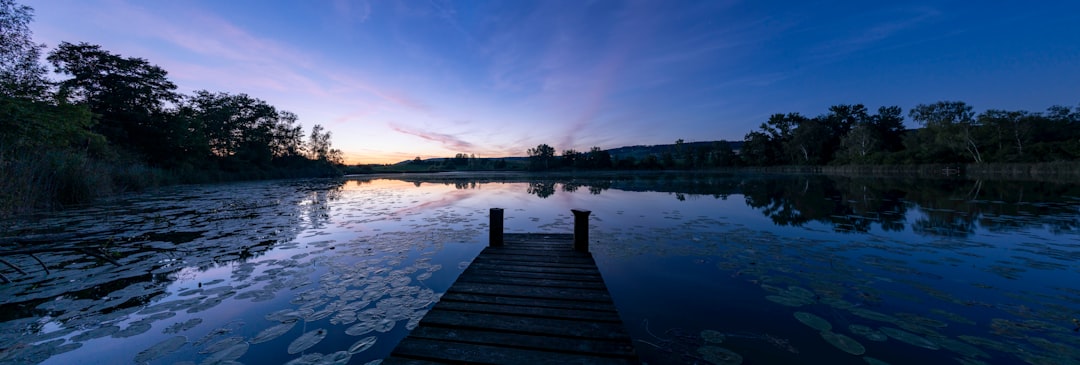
[1,172,1078,365]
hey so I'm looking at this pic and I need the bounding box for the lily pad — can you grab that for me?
[765,295,810,307]
[850,308,899,323]
[201,342,248,364]
[321,350,352,365]
[786,286,816,299]
[701,330,726,344]
[163,318,203,334]
[935,336,991,359]
[345,320,378,336]
[288,329,328,354]
[848,325,888,342]
[348,336,377,354]
[252,321,297,344]
[821,331,865,355]
[134,335,187,363]
[200,336,245,354]
[794,312,832,331]
[284,353,324,365]
[863,357,891,365]
[374,318,396,333]
[697,345,743,365]
[879,327,940,350]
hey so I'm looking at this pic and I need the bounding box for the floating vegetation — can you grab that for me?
[374,318,396,333]
[821,297,856,310]
[895,313,948,328]
[794,312,832,332]
[701,330,726,344]
[284,353,325,365]
[848,325,888,342]
[934,336,991,359]
[863,357,891,365]
[348,336,378,354]
[288,329,327,354]
[696,345,743,365]
[765,295,812,307]
[879,327,940,350]
[134,335,187,363]
[200,336,246,354]
[785,286,816,299]
[957,335,1011,353]
[849,308,899,324]
[70,325,120,342]
[820,331,866,355]
[202,341,248,364]
[251,321,297,344]
[954,357,990,365]
[164,318,203,334]
[928,309,976,326]
[345,320,379,337]
[322,351,353,365]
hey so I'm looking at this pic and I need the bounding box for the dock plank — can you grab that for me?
[417,309,630,339]
[433,300,623,322]
[446,281,612,302]
[386,337,637,365]
[456,274,607,290]
[406,326,636,356]
[386,233,639,364]
[437,292,619,312]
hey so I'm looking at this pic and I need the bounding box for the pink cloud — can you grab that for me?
[80,0,431,117]
[389,122,475,152]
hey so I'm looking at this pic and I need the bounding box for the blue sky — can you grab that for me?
[24,0,1080,163]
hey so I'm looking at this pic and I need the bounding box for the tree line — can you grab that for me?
[1,0,342,215]
[523,102,1079,171]
[744,102,1080,166]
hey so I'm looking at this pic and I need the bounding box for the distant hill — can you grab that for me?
[391,140,743,165]
[605,140,743,161]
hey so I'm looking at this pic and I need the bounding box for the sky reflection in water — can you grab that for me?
[1,174,1078,364]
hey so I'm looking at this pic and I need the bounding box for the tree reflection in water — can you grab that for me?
[392,172,1080,237]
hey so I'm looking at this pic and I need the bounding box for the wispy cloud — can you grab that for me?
[809,7,941,61]
[333,0,371,23]
[84,0,431,115]
[389,122,475,152]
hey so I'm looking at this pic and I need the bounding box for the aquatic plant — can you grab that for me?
[793,312,832,332]
[820,331,866,355]
[696,345,743,365]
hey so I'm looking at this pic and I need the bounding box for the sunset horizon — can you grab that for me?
[22,0,1080,165]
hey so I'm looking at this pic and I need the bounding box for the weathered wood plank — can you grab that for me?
[473,258,600,269]
[388,337,637,365]
[418,309,630,340]
[480,252,596,265]
[471,257,598,270]
[461,267,602,282]
[447,282,612,302]
[466,262,601,276]
[503,234,574,239]
[456,274,607,290]
[438,292,620,312]
[406,326,637,356]
[434,299,624,322]
[387,233,638,364]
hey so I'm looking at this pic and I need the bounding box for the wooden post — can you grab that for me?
[571,209,591,252]
[489,208,504,247]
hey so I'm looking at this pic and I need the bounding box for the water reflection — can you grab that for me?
[2,173,1078,365]
[385,173,1080,237]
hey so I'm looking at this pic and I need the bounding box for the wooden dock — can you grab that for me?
[383,209,639,364]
